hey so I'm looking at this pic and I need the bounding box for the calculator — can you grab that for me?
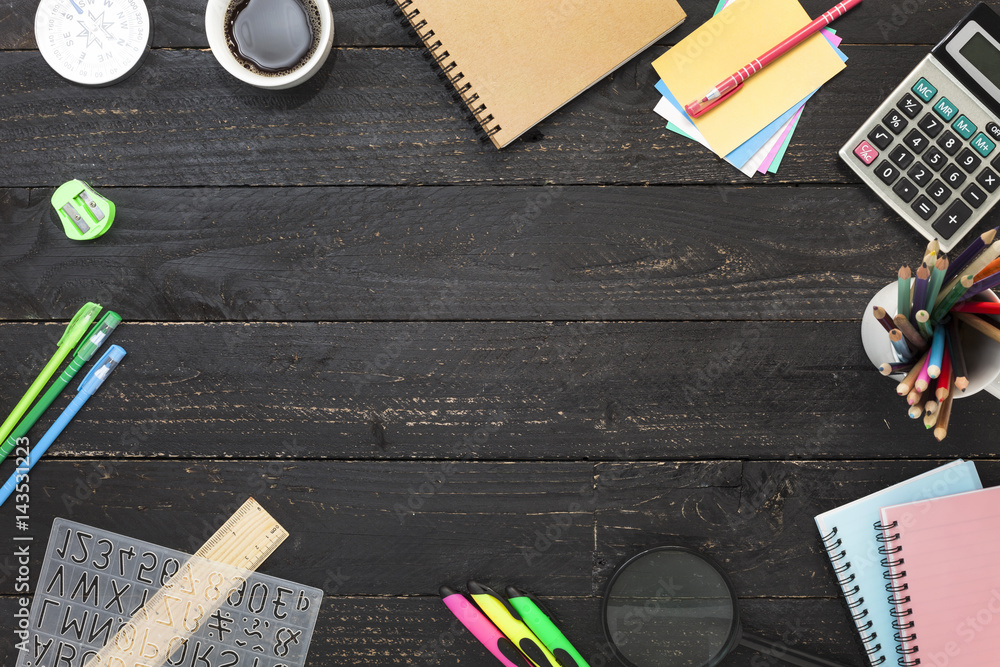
[840,3,1000,252]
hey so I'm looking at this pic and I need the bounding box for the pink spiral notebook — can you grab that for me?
[879,485,1000,666]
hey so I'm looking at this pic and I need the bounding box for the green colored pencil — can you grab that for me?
[925,257,948,316]
[897,265,911,319]
[931,275,974,324]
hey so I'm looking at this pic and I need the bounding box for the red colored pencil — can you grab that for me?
[684,0,863,117]
[951,302,1000,315]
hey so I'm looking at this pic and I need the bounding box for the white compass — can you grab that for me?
[35,0,152,86]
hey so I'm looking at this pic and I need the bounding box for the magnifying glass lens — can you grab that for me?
[604,549,737,667]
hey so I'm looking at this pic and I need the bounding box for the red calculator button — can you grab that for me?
[854,140,879,165]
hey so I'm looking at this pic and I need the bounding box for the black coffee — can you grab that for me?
[224,0,321,75]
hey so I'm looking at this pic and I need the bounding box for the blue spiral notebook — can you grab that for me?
[814,460,982,666]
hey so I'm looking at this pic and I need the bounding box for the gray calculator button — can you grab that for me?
[890,145,915,169]
[911,196,937,220]
[918,113,943,138]
[957,148,982,173]
[937,130,961,155]
[893,178,918,202]
[898,93,922,118]
[927,179,950,204]
[908,162,931,187]
[903,129,928,154]
[868,125,893,150]
[932,200,972,239]
[941,164,967,188]
[875,160,900,185]
[963,183,986,208]
[977,167,999,192]
[924,146,946,171]
[883,110,908,134]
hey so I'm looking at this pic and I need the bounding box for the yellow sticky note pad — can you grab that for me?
[653,0,846,155]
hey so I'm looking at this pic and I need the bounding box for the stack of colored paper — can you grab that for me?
[652,0,848,176]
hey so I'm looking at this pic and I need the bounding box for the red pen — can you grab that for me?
[684,0,862,118]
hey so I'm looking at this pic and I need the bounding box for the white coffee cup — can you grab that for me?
[861,281,1000,398]
[205,0,334,89]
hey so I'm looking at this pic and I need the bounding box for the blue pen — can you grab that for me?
[0,345,126,507]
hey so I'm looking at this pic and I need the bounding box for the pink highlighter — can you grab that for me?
[440,586,534,667]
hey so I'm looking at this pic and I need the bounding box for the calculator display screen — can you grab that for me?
[959,32,1000,91]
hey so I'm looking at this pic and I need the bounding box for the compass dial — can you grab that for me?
[35,0,152,86]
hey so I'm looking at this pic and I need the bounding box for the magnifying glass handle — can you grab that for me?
[740,633,850,667]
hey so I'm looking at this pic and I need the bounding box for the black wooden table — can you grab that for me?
[2,1,1000,665]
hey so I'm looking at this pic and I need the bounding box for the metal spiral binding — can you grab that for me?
[388,0,502,142]
[820,526,886,664]
[875,521,919,666]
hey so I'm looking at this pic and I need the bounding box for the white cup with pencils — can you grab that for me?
[861,232,1000,440]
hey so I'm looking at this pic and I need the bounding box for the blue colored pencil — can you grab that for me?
[927,324,947,379]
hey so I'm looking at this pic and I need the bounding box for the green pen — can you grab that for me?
[506,587,590,667]
[0,302,102,445]
[0,310,121,466]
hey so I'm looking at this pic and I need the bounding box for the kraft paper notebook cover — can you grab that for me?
[814,460,982,667]
[392,0,686,149]
[879,484,1000,666]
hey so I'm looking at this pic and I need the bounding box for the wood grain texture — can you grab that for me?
[0,46,926,186]
[1,322,997,460]
[0,185,940,322]
[0,0,977,50]
[0,595,865,665]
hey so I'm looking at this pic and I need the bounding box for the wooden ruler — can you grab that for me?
[85,497,289,667]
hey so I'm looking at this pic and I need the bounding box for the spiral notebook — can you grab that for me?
[391,0,686,148]
[880,485,1000,666]
[814,460,982,666]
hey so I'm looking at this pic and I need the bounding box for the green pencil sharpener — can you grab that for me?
[51,180,116,241]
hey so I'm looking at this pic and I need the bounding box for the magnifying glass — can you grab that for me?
[602,547,848,667]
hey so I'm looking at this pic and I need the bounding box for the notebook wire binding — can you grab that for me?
[875,520,919,667]
[388,0,502,144]
[821,526,886,665]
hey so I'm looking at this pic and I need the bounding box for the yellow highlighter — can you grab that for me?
[468,581,562,667]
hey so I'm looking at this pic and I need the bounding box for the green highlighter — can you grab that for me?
[0,302,102,447]
[0,310,121,466]
[506,587,590,667]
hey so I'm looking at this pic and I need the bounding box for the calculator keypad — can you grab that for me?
[840,57,1000,249]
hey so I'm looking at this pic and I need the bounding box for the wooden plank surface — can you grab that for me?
[0,0,978,49]
[0,185,936,322]
[0,596,866,665]
[0,46,927,186]
[1,322,997,460]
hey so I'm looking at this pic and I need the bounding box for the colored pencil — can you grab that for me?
[954,311,1000,345]
[925,399,939,417]
[944,227,997,284]
[889,329,912,361]
[935,351,952,402]
[911,264,930,315]
[914,352,933,393]
[930,275,974,323]
[908,398,925,419]
[925,257,949,312]
[897,266,912,320]
[907,386,924,407]
[880,361,911,376]
[683,0,863,117]
[958,270,1000,303]
[873,306,895,333]
[927,325,947,379]
[974,256,1000,282]
[923,401,940,429]
[947,319,970,392]
[916,309,933,338]
[897,350,929,396]
[940,244,1000,301]
[951,302,1000,315]
[893,314,928,349]
[934,387,955,441]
